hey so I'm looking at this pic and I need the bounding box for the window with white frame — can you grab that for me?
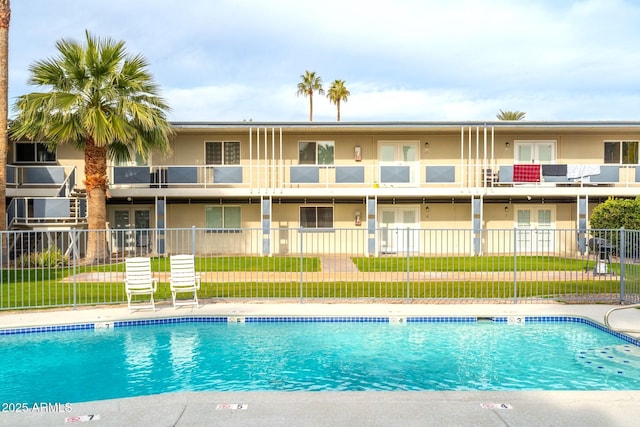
[205,141,240,165]
[298,141,335,165]
[514,140,556,163]
[14,142,56,163]
[205,206,241,230]
[604,141,638,164]
[300,206,333,229]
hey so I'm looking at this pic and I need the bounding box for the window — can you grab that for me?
[604,141,638,164]
[114,150,146,166]
[206,141,240,165]
[514,140,555,163]
[14,142,56,163]
[298,141,334,165]
[205,206,241,230]
[300,206,333,229]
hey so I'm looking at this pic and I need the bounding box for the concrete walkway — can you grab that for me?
[1,302,640,427]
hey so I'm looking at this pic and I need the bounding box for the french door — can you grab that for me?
[112,208,151,255]
[515,207,555,253]
[378,141,420,186]
[514,140,556,163]
[379,206,420,253]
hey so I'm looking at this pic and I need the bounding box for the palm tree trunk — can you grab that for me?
[337,100,341,122]
[84,138,109,263]
[309,94,313,121]
[0,1,10,236]
[0,1,10,265]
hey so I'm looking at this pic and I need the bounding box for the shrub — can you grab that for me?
[590,197,640,258]
[590,197,640,230]
[20,247,69,268]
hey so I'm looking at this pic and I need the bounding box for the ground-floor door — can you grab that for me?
[515,206,555,253]
[111,208,151,255]
[379,206,420,253]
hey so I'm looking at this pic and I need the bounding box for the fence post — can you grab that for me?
[513,227,518,304]
[191,226,196,256]
[299,227,303,304]
[406,227,410,303]
[620,227,626,303]
[72,228,77,310]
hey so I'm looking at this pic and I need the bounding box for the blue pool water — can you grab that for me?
[1,317,640,404]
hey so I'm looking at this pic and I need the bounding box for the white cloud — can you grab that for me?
[9,0,640,121]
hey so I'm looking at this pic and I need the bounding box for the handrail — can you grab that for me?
[604,303,640,333]
[56,167,76,197]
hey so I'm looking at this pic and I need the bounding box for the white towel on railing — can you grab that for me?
[566,164,601,179]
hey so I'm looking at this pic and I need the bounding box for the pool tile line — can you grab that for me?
[0,315,638,347]
[407,316,476,323]
[244,316,389,323]
[0,323,95,335]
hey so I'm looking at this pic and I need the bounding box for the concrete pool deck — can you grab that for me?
[1,301,640,427]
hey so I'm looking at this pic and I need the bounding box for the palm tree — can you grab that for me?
[327,79,350,121]
[0,0,10,233]
[10,31,173,262]
[496,109,526,120]
[296,70,324,121]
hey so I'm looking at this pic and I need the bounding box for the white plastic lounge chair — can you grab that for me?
[169,254,201,308]
[124,257,158,312]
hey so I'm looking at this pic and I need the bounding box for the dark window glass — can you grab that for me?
[206,141,240,165]
[15,142,56,163]
[604,141,638,164]
[300,207,333,228]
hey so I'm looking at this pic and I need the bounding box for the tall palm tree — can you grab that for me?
[296,70,324,121]
[0,0,10,233]
[496,109,526,120]
[10,31,173,262]
[327,79,350,121]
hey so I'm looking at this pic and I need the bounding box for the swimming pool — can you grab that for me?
[1,316,639,404]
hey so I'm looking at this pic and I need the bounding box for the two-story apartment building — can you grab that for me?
[7,121,640,257]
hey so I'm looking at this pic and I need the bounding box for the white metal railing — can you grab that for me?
[604,303,640,333]
[104,163,640,192]
[6,196,87,228]
[0,227,638,310]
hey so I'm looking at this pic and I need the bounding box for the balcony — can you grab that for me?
[7,197,87,229]
[8,163,640,202]
[105,163,640,198]
[5,165,77,198]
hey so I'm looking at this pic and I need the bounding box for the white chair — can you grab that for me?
[169,254,201,308]
[124,257,158,312]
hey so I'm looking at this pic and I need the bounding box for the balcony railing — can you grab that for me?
[7,163,640,196]
[107,163,640,191]
[6,197,87,229]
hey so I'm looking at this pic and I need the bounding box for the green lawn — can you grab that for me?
[191,256,320,272]
[352,256,610,272]
[0,279,623,309]
[200,280,621,300]
[0,255,634,309]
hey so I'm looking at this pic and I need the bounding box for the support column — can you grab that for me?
[472,196,482,255]
[155,196,166,255]
[367,196,377,256]
[577,195,588,254]
[262,196,272,256]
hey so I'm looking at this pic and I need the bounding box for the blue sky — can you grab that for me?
[8,0,640,122]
